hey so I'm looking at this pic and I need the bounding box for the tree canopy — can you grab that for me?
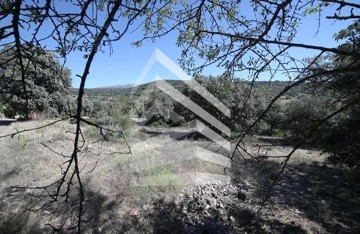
[0,45,71,118]
[1,0,360,232]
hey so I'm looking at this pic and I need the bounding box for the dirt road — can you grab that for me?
[0,126,8,135]
[0,119,15,135]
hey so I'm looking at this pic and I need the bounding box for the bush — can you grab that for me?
[0,212,41,234]
[0,45,72,119]
[281,96,332,142]
[107,97,134,135]
[318,107,360,182]
[0,101,4,113]
[82,97,135,140]
[4,107,16,118]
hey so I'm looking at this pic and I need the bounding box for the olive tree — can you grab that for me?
[0,45,71,118]
[1,0,360,232]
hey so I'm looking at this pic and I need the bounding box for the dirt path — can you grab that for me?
[0,119,16,135]
[139,126,196,139]
[0,125,7,135]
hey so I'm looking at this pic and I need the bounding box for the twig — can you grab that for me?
[255,101,354,214]
[80,117,132,155]
[40,142,71,159]
[0,118,70,139]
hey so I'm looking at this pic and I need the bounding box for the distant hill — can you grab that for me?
[71,80,308,99]
[71,80,184,98]
[71,83,136,97]
[92,84,135,89]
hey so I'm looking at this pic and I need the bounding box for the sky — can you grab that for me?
[66,3,352,88]
[1,1,356,88]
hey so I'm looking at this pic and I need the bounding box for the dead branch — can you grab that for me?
[255,101,355,213]
[80,117,132,155]
[0,118,70,139]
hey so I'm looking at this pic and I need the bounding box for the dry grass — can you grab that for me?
[0,120,359,233]
[0,120,226,231]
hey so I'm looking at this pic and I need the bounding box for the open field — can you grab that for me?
[0,120,359,233]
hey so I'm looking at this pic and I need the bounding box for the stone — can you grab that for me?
[129,208,140,216]
[237,190,247,201]
[216,202,224,209]
[243,180,251,190]
[162,194,176,204]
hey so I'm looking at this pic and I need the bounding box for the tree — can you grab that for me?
[1,1,165,231]
[262,102,284,136]
[137,1,360,170]
[2,0,360,232]
[306,26,360,181]
[282,96,332,141]
[144,87,176,126]
[0,99,4,115]
[141,76,262,133]
[319,107,360,181]
[189,75,260,133]
[0,45,71,118]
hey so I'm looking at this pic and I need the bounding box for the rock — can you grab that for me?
[182,206,188,213]
[162,194,176,204]
[148,181,255,232]
[243,180,251,190]
[216,202,224,209]
[142,204,154,211]
[129,208,140,216]
[203,210,211,217]
[229,216,235,223]
[174,197,182,207]
[237,190,247,201]
[219,208,226,215]
[205,198,212,205]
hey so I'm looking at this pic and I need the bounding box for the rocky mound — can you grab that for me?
[141,181,259,233]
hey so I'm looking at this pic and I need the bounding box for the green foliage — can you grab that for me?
[319,108,360,179]
[282,96,332,141]
[107,97,134,135]
[0,45,72,118]
[0,212,31,234]
[139,76,262,132]
[0,100,4,113]
[261,103,285,136]
[143,87,176,127]
[83,96,134,138]
[312,25,360,180]
[196,76,263,133]
[334,21,360,42]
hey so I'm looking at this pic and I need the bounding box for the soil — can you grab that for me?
[0,120,359,233]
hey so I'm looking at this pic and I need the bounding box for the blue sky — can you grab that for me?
[66,5,352,88]
[1,1,355,88]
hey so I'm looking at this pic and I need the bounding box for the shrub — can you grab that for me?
[0,45,72,119]
[319,107,360,183]
[0,101,4,113]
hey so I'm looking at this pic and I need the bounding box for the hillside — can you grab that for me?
[71,80,309,100]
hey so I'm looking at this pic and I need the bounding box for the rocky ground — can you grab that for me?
[1,120,360,233]
[143,182,255,233]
